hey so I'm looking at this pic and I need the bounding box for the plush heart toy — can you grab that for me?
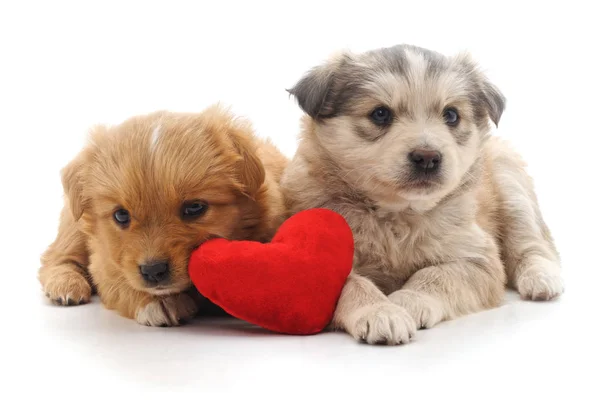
[188,208,354,335]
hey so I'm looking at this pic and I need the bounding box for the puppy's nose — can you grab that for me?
[139,260,170,284]
[409,149,442,172]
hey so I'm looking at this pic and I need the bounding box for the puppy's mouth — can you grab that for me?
[144,282,192,296]
[399,173,443,191]
[146,286,186,296]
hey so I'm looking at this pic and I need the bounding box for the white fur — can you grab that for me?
[150,123,161,151]
[135,293,199,327]
[135,300,172,326]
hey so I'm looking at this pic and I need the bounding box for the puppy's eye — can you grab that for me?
[443,107,460,126]
[369,106,393,126]
[113,209,131,227]
[182,201,208,220]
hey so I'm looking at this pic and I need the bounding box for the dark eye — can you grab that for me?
[443,107,460,126]
[369,106,393,126]
[113,209,130,227]
[181,201,208,220]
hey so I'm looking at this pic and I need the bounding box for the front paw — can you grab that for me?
[44,270,92,306]
[388,289,445,329]
[517,261,564,301]
[347,303,416,345]
[135,292,199,327]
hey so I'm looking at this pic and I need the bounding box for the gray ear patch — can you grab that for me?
[481,80,506,127]
[287,55,350,119]
[287,66,336,118]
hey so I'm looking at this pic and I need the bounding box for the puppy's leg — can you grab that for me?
[490,141,564,300]
[38,206,92,305]
[332,272,416,345]
[389,238,505,328]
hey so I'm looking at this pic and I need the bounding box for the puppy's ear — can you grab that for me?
[287,53,350,119]
[456,52,506,127]
[60,150,89,220]
[228,124,266,197]
[60,126,103,220]
[201,105,266,197]
[480,79,506,127]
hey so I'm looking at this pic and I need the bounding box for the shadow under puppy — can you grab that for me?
[282,44,563,345]
[39,105,288,326]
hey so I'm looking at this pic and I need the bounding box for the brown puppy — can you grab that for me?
[282,44,563,344]
[39,105,288,326]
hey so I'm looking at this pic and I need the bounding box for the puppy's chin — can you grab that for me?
[124,272,192,296]
[145,284,191,296]
[366,172,456,212]
[400,178,443,193]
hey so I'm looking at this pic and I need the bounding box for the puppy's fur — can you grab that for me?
[39,106,288,326]
[282,44,563,345]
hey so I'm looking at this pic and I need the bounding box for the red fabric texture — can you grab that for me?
[188,208,354,335]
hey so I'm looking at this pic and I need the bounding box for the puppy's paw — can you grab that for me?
[135,293,199,327]
[44,271,92,306]
[388,289,445,329]
[517,261,564,301]
[347,303,416,345]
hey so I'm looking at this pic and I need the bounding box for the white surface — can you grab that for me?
[1,1,598,399]
[15,289,593,399]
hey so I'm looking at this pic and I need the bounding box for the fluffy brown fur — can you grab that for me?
[39,105,288,326]
[282,44,563,345]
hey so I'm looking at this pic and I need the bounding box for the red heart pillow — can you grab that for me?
[188,208,354,335]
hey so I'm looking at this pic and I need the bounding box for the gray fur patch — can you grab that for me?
[452,129,472,146]
[287,54,352,118]
[366,45,408,76]
[354,123,386,141]
[480,81,506,127]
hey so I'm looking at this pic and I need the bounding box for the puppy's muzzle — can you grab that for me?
[139,260,170,285]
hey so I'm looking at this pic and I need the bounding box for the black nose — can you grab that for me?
[409,149,442,172]
[139,260,170,284]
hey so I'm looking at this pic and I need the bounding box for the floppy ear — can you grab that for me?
[201,105,266,197]
[60,150,89,220]
[480,78,506,127]
[287,53,350,119]
[455,52,506,127]
[60,125,105,220]
[228,124,266,197]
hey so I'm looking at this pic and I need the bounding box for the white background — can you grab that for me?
[1,1,598,399]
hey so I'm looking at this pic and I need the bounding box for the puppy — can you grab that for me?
[282,44,563,345]
[39,106,288,326]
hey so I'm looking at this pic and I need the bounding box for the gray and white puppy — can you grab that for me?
[281,44,563,345]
